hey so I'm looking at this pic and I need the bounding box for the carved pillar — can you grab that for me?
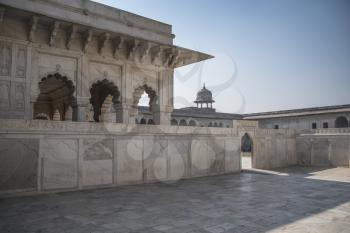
[114,103,132,124]
[154,68,173,125]
[64,106,73,121]
[100,95,116,123]
[152,104,172,125]
[76,97,89,122]
[119,64,133,124]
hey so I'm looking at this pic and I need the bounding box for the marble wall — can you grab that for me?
[0,120,241,196]
[4,120,348,197]
[0,138,38,192]
[296,129,350,167]
[251,129,298,170]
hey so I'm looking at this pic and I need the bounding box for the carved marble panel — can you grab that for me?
[38,53,77,86]
[132,67,158,92]
[82,138,113,160]
[82,160,113,187]
[144,138,168,182]
[191,138,208,177]
[312,139,329,166]
[208,138,225,175]
[224,139,240,173]
[0,80,10,110]
[168,138,190,180]
[296,138,311,165]
[330,138,349,167]
[41,139,78,190]
[0,41,11,76]
[0,139,39,191]
[115,137,143,184]
[89,62,122,88]
[13,82,25,111]
[16,45,26,78]
[253,139,267,169]
[287,139,297,165]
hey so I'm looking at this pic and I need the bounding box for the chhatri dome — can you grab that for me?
[194,84,214,109]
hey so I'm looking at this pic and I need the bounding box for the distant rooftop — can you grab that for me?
[138,106,242,120]
[244,104,350,119]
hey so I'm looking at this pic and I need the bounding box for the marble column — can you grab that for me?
[152,104,172,125]
[76,97,89,122]
[114,103,132,124]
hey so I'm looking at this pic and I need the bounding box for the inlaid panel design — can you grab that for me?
[16,46,26,78]
[14,83,25,111]
[0,41,11,77]
[0,81,10,110]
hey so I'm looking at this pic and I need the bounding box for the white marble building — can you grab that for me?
[0,0,212,125]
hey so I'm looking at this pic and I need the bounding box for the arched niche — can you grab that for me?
[171,119,178,126]
[189,120,196,126]
[33,73,76,121]
[335,116,349,128]
[140,118,146,124]
[148,119,155,125]
[179,119,187,126]
[90,79,120,122]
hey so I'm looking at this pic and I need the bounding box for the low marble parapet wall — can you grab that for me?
[252,129,298,169]
[0,120,241,197]
[297,129,350,167]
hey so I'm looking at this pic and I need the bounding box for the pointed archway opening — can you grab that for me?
[33,73,76,121]
[132,84,157,124]
[90,79,120,122]
[171,119,178,126]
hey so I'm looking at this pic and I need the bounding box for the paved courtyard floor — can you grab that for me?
[1,166,350,233]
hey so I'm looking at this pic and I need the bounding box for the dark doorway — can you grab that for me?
[241,133,253,169]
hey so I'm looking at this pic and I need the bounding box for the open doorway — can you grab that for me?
[241,133,253,169]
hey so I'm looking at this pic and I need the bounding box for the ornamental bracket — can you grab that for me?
[49,21,60,47]
[28,15,38,42]
[66,25,78,50]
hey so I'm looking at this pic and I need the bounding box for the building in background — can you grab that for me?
[137,84,350,130]
[137,84,242,127]
[244,105,350,130]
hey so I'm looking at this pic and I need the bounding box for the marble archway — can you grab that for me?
[33,73,76,121]
[131,84,158,124]
[89,79,120,122]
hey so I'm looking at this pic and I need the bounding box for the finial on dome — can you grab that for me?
[203,83,206,89]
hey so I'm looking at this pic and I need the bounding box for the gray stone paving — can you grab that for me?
[1,167,350,233]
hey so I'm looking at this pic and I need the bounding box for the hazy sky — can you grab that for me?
[93,0,350,114]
